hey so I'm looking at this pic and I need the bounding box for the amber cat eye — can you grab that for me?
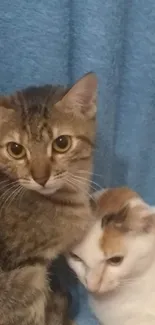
[7,142,26,160]
[107,256,124,266]
[52,135,72,153]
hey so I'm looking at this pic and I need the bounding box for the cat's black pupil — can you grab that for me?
[55,136,68,149]
[10,142,23,155]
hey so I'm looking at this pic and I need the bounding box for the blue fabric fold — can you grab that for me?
[0,1,155,323]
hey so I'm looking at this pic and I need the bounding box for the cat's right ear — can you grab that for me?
[60,72,97,119]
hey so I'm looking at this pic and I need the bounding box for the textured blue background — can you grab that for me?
[0,1,155,324]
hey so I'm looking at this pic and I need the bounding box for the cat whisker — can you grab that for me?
[74,175,102,189]
[122,277,137,286]
[68,173,99,192]
[4,186,23,212]
[0,183,20,201]
[0,182,12,192]
[67,177,95,202]
[0,183,21,213]
[0,185,22,213]
[73,179,97,193]
[18,188,27,208]
[0,180,19,192]
[65,177,86,195]
[77,170,104,179]
[71,174,102,190]
[65,178,78,192]
[0,179,12,185]
[114,277,137,293]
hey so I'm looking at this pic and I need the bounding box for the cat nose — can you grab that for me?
[86,265,104,292]
[31,164,51,187]
[33,175,49,186]
[86,275,100,292]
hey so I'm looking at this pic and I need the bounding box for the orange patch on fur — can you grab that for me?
[97,187,154,255]
[100,225,126,256]
[97,187,141,255]
[97,187,139,217]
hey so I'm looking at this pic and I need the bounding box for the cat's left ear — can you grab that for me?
[135,211,155,233]
[122,205,155,233]
[61,72,97,119]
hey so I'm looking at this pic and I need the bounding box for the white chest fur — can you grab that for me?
[89,262,155,325]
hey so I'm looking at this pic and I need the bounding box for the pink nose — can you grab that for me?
[86,264,104,292]
[86,277,100,292]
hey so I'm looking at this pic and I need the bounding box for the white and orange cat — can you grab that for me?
[67,187,155,325]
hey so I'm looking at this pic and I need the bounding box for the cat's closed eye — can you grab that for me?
[69,252,82,262]
[107,256,124,266]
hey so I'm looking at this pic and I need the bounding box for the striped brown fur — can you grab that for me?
[0,73,97,324]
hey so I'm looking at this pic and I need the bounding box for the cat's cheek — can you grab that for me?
[98,278,119,294]
[97,270,120,294]
[69,261,86,286]
[85,264,105,293]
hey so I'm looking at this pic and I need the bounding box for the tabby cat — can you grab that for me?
[0,72,97,324]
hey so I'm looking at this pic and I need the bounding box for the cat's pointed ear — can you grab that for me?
[122,204,155,233]
[140,214,154,233]
[61,72,97,119]
[134,211,155,233]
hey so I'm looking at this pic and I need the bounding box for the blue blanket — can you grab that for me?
[0,0,155,323]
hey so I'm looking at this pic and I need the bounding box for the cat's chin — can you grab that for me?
[36,187,59,196]
[86,278,120,296]
[91,280,120,297]
[19,179,62,196]
[21,182,61,196]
